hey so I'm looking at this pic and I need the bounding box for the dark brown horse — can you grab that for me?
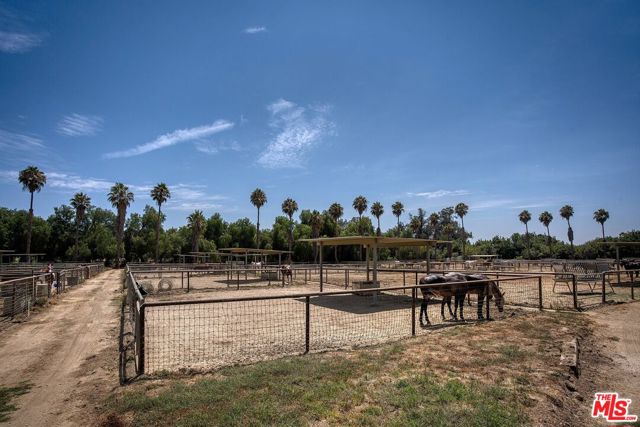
[418,273,505,326]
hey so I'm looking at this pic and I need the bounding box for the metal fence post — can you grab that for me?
[138,304,145,376]
[538,276,543,311]
[572,275,578,310]
[305,296,310,354]
[601,275,606,304]
[187,271,190,292]
[411,287,416,336]
[631,273,635,300]
[181,271,184,289]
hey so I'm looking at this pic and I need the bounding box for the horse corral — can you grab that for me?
[121,250,638,379]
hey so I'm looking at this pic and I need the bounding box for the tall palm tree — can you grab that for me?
[281,198,299,262]
[538,211,553,251]
[352,195,368,260]
[250,188,267,248]
[409,216,422,238]
[454,203,469,260]
[593,209,610,240]
[370,202,384,236]
[328,202,344,262]
[18,166,46,261]
[518,210,532,257]
[187,210,206,253]
[70,192,91,260]
[428,213,439,239]
[150,183,171,262]
[310,210,324,263]
[559,205,575,250]
[108,183,134,265]
[391,201,404,236]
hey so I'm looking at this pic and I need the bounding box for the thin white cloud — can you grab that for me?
[0,128,43,150]
[103,120,234,159]
[244,26,267,34]
[407,189,470,199]
[0,30,43,53]
[194,140,241,155]
[46,172,113,191]
[57,113,104,136]
[258,99,335,169]
[473,199,516,210]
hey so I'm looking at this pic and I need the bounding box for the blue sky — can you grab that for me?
[0,0,639,244]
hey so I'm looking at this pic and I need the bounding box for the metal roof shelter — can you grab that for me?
[299,236,450,294]
[218,248,293,265]
[596,242,640,269]
[0,252,45,264]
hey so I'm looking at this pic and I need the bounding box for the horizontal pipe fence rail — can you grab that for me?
[0,263,106,327]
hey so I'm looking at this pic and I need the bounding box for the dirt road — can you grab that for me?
[0,269,120,427]
[588,301,640,403]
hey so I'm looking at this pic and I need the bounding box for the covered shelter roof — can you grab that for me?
[218,248,292,255]
[299,236,447,248]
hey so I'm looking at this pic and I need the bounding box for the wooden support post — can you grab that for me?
[187,271,190,292]
[485,283,491,320]
[572,275,578,310]
[602,275,606,304]
[372,244,378,305]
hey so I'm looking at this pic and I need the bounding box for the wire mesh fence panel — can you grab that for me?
[0,274,51,322]
[144,298,306,374]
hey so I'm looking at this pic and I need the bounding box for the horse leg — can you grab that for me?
[420,298,430,326]
[477,290,485,320]
[457,293,465,321]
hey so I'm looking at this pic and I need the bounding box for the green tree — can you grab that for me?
[370,202,384,236]
[391,201,404,236]
[281,198,299,262]
[454,202,469,259]
[310,210,324,263]
[593,208,610,240]
[538,211,553,251]
[352,196,368,235]
[250,188,267,248]
[428,213,439,239]
[18,166,46,261]
[518,210,532,257]
[560,205,575,250]
[187,210,206,253]
[327,202,344,262]
[70,193,91,260]
[150,183,170,262]
[108,183,134,265]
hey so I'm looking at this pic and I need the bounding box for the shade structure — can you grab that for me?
[298,236,453,295]
[595,241,640,270]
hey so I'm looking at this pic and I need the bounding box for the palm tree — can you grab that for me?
[352,195,368,260]
[281,198,299,262]
[454,203,469,260]
[250,188,267,248]
[391,201,404,236]
[538,211,553,251]
[108,183,134,265]
[518,210,532,257]
[559,205,575,250]
[370,202,384,236]
[593,209,610,240]
[70,192,91,260]
[150,183,170,262]
[428,213,439,239]
[328,202,344,262]
[18,166,46,261]
[352,196,368,234]
[187,210,206,253]
[409,216,422,238]
[310,210,324,263]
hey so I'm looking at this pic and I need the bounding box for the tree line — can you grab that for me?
[2,165,637,264]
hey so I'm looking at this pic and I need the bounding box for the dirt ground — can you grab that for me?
[585,302,640,419]
[1,270,638,426]
[0,269,121,427]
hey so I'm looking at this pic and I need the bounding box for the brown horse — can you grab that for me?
[419,273,505,326]
[418,273,467,326]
